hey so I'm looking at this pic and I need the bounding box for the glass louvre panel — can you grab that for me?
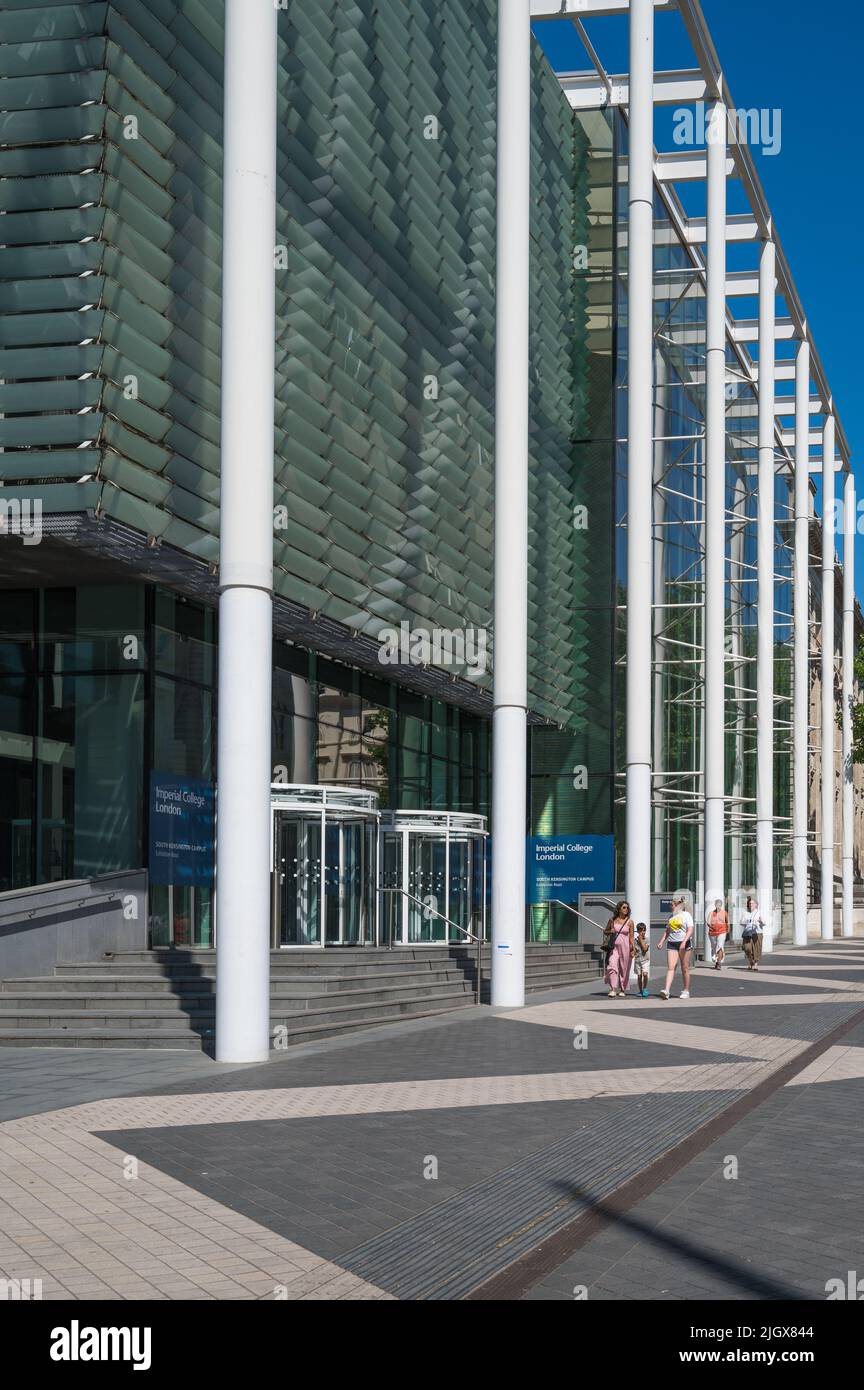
[0,2,615,802]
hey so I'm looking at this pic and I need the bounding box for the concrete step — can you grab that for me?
[0,992,216,1013]
[0,1029,207,1050]
[270,989,475,1030]
[52,957,472,980]
[0,942,601,1050]
[49,953,601,983]
[0,979,475,1017]
[0,991,476,1046]
[0,1010,216,1032]
[3,967,471,996]
[270,1001,475,1048]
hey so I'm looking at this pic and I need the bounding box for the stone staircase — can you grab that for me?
[0,942,603,1051]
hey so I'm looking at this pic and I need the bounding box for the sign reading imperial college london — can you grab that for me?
[148,772,215,888]
[526,835,614,904]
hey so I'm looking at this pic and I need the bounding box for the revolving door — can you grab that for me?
[381,810,488,946]
[271,786,379,947]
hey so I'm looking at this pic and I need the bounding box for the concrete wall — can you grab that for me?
[0,872,148,980]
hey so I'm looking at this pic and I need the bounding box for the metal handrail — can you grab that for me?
[0,890,125,927]
[550,898,618,932]
[381,886,484,1004]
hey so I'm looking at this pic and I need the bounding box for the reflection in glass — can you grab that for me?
[37,673,144,880]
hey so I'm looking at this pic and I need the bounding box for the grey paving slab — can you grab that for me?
[0,1049,237,1122]
[524,1072,864,1303]
[124,1014,739,1098]
[619,999,863,1041]
[98,1085,766,1299]
[98,1096,635,1263]
[4,939,863,1302]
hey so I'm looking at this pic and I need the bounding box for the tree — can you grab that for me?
[851,642,864,764]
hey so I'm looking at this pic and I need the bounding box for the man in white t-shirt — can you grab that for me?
[658,893,694,1000]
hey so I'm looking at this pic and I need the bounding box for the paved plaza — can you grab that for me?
[1,941,863,1301]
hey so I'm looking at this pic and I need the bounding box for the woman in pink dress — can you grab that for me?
[604,901,634,998]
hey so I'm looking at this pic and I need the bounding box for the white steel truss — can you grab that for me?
[534,0,855,955]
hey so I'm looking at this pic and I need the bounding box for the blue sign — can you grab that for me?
[149,772,215,888]
[526,835,614,903]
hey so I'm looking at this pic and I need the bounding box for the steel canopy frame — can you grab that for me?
[533,0,851,469]
[533,0,854,946]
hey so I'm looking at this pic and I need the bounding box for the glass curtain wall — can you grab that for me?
[648,194,708,895]
[148,591,217,948]
[725,358,759,898]
[528,107,617,944]
[773,469,795,907]
[0,586,146,894]
[273,644,490,816]
[614,119,712,897]
[724,371,794,901]
[613,112,789,907]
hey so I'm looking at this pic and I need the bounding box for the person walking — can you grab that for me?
[707,897,729,970]
[603,900,634,998]
[658,893,694,999]
[632,922,651,997]
[740,895,764,971]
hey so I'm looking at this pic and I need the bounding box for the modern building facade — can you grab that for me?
[0,1,857,1058]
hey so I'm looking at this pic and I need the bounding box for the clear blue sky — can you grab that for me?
[535,0,864,599]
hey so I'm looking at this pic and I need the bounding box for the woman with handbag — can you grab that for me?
[603,901,634,998]
[740,896,764,970]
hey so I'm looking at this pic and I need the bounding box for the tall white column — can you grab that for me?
[625,0,655,931]
[729,478,746,917]
[821,413,837,940]
[652,353,667,892]
[842,470,855,937]
[792,337,811,946]
[490,0,530,1008]
[756,237,776,951]
[215,0,277,1063]
[703,100,727,933]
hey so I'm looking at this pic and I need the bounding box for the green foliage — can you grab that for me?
[851,642,864,763]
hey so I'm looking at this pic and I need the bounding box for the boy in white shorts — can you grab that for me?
[632,922,651,997]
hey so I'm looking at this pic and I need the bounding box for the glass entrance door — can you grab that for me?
[273,815,321,946]
[272,806,376,947]
[448,835,470,943]
[324,819,368,944]
[383,812,488,946]
[407,833,447,943]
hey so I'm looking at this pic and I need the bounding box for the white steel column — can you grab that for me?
[729,478,746,916]
[490,0,530,1008]
[625,0,655,931]
[842,469,855,937]
[215,0,277,1063]
[792,337,811,946]
[821,413,837,940]
[703,100,727,929]
[652,353,667,892]
[756,237,776,951]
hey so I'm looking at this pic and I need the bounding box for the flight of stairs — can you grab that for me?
[0,942,603,1051]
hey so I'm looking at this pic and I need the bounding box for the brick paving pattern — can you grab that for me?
[0,941,862,1299]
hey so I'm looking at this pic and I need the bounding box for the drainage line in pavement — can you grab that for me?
[464,999,864,1301]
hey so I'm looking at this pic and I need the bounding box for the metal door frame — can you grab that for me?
[270,784,379,948]
[381,810,488,947]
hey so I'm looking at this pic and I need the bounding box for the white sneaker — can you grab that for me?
[679,990,690,1000]
[659,989,670,1000]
